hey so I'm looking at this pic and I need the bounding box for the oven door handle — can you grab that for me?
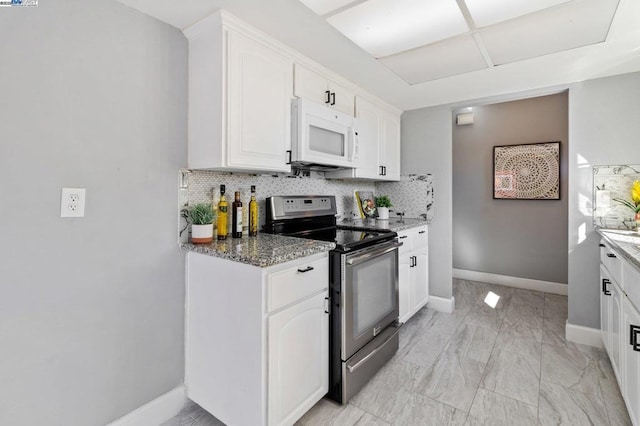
[346,241,402,266]
[347,324,401,373]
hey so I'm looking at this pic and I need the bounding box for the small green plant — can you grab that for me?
[375,195,392,208]
[188,203,215,225]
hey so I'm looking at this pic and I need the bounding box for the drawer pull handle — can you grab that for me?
[607,253,617,258]
[602,278,611,296]
[630,325,640,351]
[399,236,408,239]
[418,230,426,234]
[599,243,605,247]
[297,266,314,273]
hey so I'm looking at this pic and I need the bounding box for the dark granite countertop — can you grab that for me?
[598,229,640,272]
[181,233,335,268]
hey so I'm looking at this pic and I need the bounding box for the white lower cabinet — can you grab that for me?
[185,251,329,426]
[600,237,640,425]
[268,292,328,426]
[398,226,429,323]
[623,298,640,426]
[601,265,622,380]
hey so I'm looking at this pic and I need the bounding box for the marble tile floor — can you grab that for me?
[162,279,632,426]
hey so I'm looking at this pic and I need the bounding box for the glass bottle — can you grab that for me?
[232,191,243,238]
[249,185,258,237]
[217,185,228,240]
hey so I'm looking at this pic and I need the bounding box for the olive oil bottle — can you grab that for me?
[249,185,258,237]
[217,185,228,240]
[232,191,243,238]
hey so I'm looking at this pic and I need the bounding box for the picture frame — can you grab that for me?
[493,141,561,200]
[354,191,376,218]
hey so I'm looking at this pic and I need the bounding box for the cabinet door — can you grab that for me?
[294,64,330,106]
[412,250,429,312]
[601,267,611,355]
[354,96,382,179]
[399,254,412,323]
[227,30,292,172]
[268,292,328,426]
[329,79,355,116]
[624,298,640,426]
[378,111,401,181]
[611,281,622,380]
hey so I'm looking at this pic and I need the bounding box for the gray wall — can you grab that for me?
[452,94,569,283]
[0,2,187,425]
[402,107,453,299]
[568,72,640,328]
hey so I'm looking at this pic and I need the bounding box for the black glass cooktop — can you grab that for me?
[285,227,396,251]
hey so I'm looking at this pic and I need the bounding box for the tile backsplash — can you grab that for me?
[593,164,640,229]
[178,170,433,242]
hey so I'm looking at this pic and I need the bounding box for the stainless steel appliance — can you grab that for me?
[265,195,402,404]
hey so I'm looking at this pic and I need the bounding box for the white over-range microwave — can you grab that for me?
[290,98,360,170]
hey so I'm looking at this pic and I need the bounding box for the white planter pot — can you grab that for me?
[192,224,214,244]
[377,207,389,220]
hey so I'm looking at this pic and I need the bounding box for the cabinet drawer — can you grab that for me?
[398,231,413,255]
[413,227,428,251]
[601,240,623,285]
[268,257,328,312]
[625,261,640,311]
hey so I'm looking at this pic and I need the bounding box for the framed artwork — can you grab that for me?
[493,141,560,200]
[354,191,376,218]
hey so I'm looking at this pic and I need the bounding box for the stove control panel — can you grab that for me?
[283,197,332,213]
[267,195,337,220]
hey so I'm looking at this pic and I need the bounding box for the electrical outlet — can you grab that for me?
[60,188,86,218]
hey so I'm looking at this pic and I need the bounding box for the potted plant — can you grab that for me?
[189,203,215,244]
[614,180,640,232]
[375,195,392,220]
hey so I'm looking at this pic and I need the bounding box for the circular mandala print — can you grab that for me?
[494,143,560,199]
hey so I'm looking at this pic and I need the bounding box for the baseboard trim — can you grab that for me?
[107,385,186,426]
[428,296,455,313]
[566,321,603,348]
[453,269,568,295]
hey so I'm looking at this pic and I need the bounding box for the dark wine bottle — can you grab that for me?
[232,191,243,238]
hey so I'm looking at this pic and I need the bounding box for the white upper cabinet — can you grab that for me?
[294,64,355,116]
[379,110,401,181]
[185,12,293,173]
[327,96,401,181]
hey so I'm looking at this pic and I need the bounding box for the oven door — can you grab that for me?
[341,239,401,360]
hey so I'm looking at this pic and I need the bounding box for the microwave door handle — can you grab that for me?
[350,128,359,162]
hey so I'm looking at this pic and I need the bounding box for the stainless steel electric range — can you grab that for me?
[265,195,402,404]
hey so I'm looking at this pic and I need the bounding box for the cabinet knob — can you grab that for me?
[630,325,640,351]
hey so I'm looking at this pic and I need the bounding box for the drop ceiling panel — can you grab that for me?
[326,0,469,58]
[464,0,572,28]
[298,0,360,16]
[480,0,619,65]
[379,35,488,84]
